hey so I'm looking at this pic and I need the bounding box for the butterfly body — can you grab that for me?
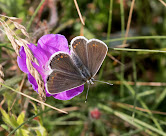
[46,36,108,94]
[71,53,91,80]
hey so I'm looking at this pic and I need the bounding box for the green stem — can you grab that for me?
[54,19,74,34]
[120,53,124,97]
[117,76,163,131]
[121,128,144,136]
[8,109,51,136]
[107,0,113,39]
[112,48,166,53]
[27,0,45,31]
[99,0,113,81]
[99,104,166,135]
[120,0,125,97]
[132,52,137,121]
[0,45,14,51]
[104,35,166,43]
[120,0,125,36]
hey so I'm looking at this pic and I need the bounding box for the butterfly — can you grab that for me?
[46,36,108,95]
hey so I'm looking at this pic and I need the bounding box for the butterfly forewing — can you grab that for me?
[46,71,85,94]
[87,40,108,77]
[71,36,89,69]
[49,52,82,78]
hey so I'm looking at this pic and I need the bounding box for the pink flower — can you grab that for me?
[90,108,101,119]
[17,34,84,100]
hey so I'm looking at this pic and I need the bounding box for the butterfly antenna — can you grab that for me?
[93,79,113,86]
[85,84,90,103]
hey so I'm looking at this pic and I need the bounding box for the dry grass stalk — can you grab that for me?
[111,80,166,87]
[123,0,135,45]
[73,0,85,25]
[158,0,166,7]
[0,15,46,101]
[0,64,4,87]
[107,53,124,66]
[111,101,166,116]
[0,82,67,114]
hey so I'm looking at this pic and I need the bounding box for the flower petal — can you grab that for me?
[28,73,53,97]
[17,47,29,73]
[28,74,38,92]
[38,34,70,58]
[52,85,84,100]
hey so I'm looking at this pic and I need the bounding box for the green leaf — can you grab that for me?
[20,129,29,136]
[35,130,42,136]
[0,108,19,128]
[10,114,19,128]
[0,108,13,127]
[17,111,25,125]
[33,126,47,136]
[15,129,29,136]
[99,104,166,135]
[30,101,38,114]
[1,124,9,132]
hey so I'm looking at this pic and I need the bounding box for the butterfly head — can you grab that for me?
[87,77,94,85]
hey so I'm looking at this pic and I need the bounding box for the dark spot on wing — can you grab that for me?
[47,76,49,81]
[50,61,52,68]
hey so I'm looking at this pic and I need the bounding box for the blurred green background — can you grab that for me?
[0,0,166,135]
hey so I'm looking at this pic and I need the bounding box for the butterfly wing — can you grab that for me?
[71,37,108,78]
[86,39,108,77]
[49,52,82,77]
[71,36,89,69]
[46,52,86,94]
[46,71,85,94]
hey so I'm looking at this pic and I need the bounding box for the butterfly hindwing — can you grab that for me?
[46,71,85,94]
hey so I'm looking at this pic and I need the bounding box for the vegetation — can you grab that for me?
[0,0,166,135]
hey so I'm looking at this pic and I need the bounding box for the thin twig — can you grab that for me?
[27,0,46,31]
[73,0,85,25]
[103,35,166,43]
[80,23,84,36]
[19,73,26,92]
[112,102,166,116]
[0,82,68,114]
[158,0,166,7]
[111,80,166,86]
[123,0,135,45]
[19,73,27,111]
[107,53,124,66]
[8,73,26,111]
[0,63,4,87]
[113,48,166,53]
